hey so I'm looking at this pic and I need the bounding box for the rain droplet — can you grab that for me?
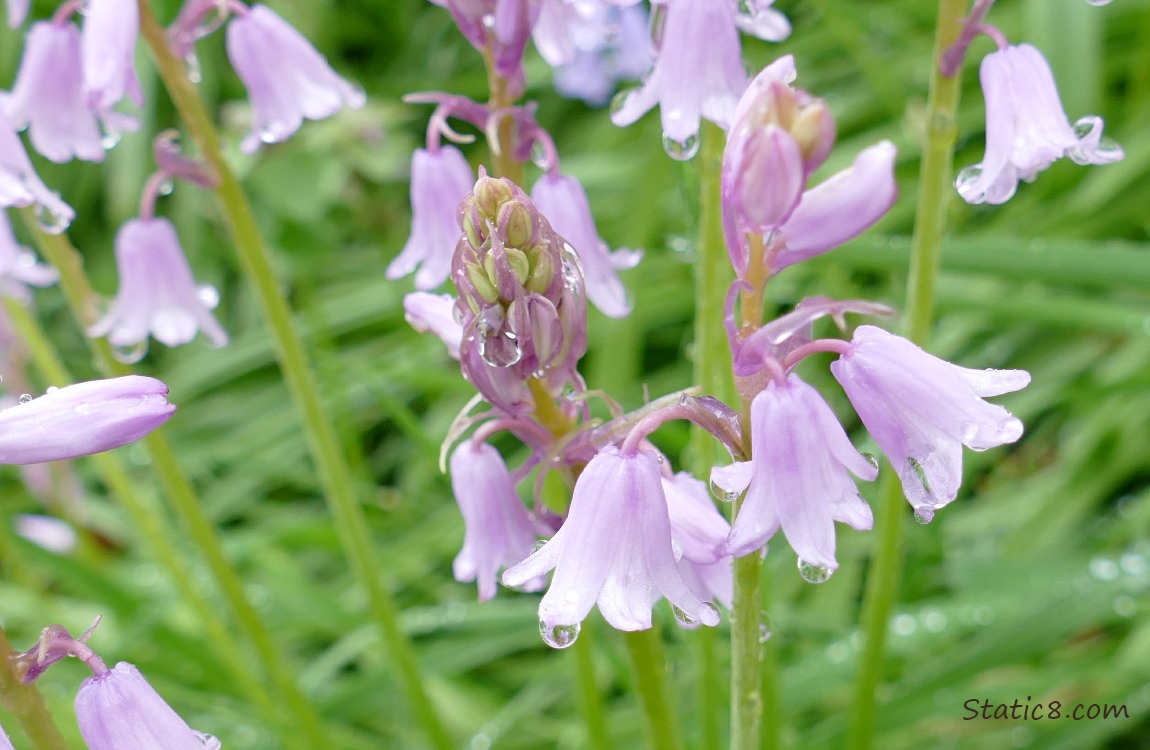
[481,13,496,29]
[954,165,982,192]
[913,509,934,525]
[609,88,638,118]
[194,731,221,749]
[906,457,932,495]
[35,203,71,234]
[530,539,547,554]
[672,605,698,625]
[530,140,550,170]
[662,131,699,161]
[18,394,33,404]
[111,341,148,364]
[862,452,879,470]
[709,477,740,503]
[758,611,773,642]
[478,329,522,367]
[185,53,203,84]
[197,284,220,309]
[539,620,579,649]
[45,386,58,394]
[158,178,175,196]
[797,559,831,584]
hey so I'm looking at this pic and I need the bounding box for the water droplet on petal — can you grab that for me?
[481,13,496,29]
[709,477,740,503]
[530,539,547,554]
[862,452,880,470]
[609,88,638,118]
[662,131,699,161]
[906,457,932,495]
[197,284,220,309]
[45,386,58,394]
[193,731,221,749]
[111,341,148,364]
[758,611,773,642]
[539,620,579,649]
[530,140,550,170]
[185,53,203,84]
[954,165,983,192]
[35,203,71,234]
[673,605,698,625]
[797,559,831,584]
[18,393,33,404]
[913,509,934,525]
[158,178,175,196]
[478,329,522,367]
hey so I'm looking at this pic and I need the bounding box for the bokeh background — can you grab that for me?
[0,0,1148,748]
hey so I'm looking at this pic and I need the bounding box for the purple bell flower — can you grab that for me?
[0,111,74,226]
[530,172,640,318]
[81,0,142,112]
[718,374,876,574]
[1,21,112,163]
[957,43,1123,205]
[89,218,228,350]
[75,662,219,750]
[611,0,748,149]
[537,1,651,106]
[387,146,474,289]
[225,4,366,154]
[662,471,733,609]
[830,325,1030,520]
[404,291,463,359]
[5,0,28,28]
[503,446,720,639]
[450,441,542,601]
[0,376,175,464]
[0,209,59,300]
[434,0,540,96]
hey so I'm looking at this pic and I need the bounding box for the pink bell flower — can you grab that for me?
[830,325,1030,520]
[81,0,143,112]
[0,209,58,300]
[225,4,366,154]
[0,111,74,227]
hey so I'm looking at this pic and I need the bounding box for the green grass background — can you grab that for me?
[0,0,1148,748]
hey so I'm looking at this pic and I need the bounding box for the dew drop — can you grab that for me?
[662,131,699,161]
[35,203,71,235]
[906,457,932,495]
[185,53,203,84]
[18,393,33,404]
[913,509,934,525]
[529,140,550,170]
[530,539,547,554]
[481,13,496,29]
[797,559,831,584]
[539,620,579,649]
[478,328,522,367]
[609,88,638,118]
[111,341,148,364]
[193,731,221,749]
[197,284,220,309]
[158,178,175,196]
[45,386,58,394]
[862,452,879,470]
[758,611,773,642]
[709,477,740,503]
[954,165,982,192]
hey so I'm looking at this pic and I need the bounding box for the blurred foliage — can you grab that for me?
[0,0,1148,749]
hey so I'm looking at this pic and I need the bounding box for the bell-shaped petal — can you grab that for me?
[771,141,898,269]
[451,441,542,600]
[0,376,175,464]
[2,22,108,163]
[733,0,790,41]
[503,446,720,633]
[0,209,58,300]
[0,112,74,225]
[5,0,28,28]
[662,471,733,611]
[81,0,142,111]
[88,218,228,349]
[611,0,747,144]
[76,662,217,750]
[723,124,805,236]
[957,44,1123,205]
[404,292,463,359]
[723,374,877,569]
[530,173,639,318]
[387,146,474,289]
[226,4,365,154]
[830,325,1029,519]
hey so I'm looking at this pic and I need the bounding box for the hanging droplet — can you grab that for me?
[797,559,832,584]
[672,605,698,626]
[481,13,496,29]
[478,329,522,367]
[194,731,222,749]
[862,452,880,471]
[662,131,700,161]
[34,203,72,235]
[530,140,550,170]
[954,165,983,193]
[913,509,934,525]
[111,341,148,364]
[158,178,175,196]
[906,457,932,495]
[539,620,580,649]
[609,88,638,118]
[185,53,203,84]
[709,477,740,503]
[45,386,59,394]
[530,539,547,554]
[758,623,772,643]
[100,129,122,150]
[18,393,33,404]
[197,284,220,309]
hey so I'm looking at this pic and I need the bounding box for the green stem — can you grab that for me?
[846,2,966,748]
[0,627,69,750]
[23,217,324,750]
[730,549,763,750]
[689,121,743,750]
[135,4,451,748]
[624,629,683,750]
[572,630,609,750]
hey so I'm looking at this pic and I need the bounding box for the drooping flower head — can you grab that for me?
[81,0,142,112]
[434,0,541,97]
[957,43,1123,205]
[716,374,877,575]
[88,218,228,351]
[0,209,59,300]
[225,4,366,153]
[387,146,475,290]
[830,325,1030,521]
[450,440,543,600]
[662,471,733,609]
[503,446,720,641]
[536,0,652,105]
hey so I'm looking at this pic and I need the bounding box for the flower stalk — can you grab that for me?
[0,626,68,750]
[846,1,967,747]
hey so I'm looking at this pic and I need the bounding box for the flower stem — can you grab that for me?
[135,5,452,748]
[0,626,69,750]
[572,629,609,749]
[730,549,763,750]
[22,214,325,750]
[623,628,684,750]
[846,2,966,748]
